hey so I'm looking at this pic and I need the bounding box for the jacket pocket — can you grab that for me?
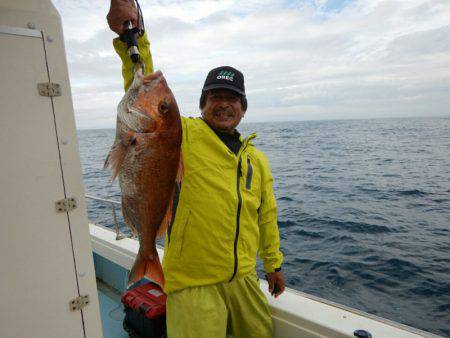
[168,208,190,257]
[246,156,253,190]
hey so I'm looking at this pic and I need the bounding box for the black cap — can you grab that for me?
[202,66,245,96]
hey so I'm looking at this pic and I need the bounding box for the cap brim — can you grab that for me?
[202,84,245,96]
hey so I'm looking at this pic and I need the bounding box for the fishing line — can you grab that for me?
[136,0,145,36]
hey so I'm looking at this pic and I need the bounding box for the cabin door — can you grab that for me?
[0,27,101,338]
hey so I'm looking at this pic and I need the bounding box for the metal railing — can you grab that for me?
[85,194,134,240]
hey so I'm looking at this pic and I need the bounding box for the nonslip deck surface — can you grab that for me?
[97,280,129,338]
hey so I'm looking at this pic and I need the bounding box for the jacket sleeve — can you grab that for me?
[258,154,284,273]
[113,31,154,92]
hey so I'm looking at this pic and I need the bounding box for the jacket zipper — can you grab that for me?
[229,136,255,282]
[246,156,253,190]
[229,156,242,282]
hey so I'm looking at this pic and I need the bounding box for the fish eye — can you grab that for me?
[158,101,169,114]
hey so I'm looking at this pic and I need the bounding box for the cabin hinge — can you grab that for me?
[55,197,77,213]
[37,82,61,97]
[69,295,90,311]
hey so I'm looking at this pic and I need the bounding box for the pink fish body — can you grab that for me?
[105,70,182,288]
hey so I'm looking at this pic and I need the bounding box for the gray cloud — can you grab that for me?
[387,25,450,57]
[52,0,450,129]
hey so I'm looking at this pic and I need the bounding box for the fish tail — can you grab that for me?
[128,249,165,289]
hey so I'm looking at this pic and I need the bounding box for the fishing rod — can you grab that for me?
[120,0,145,75]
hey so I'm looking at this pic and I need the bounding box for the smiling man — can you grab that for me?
[198,66,248,156]
[108,1,284,337]
[200,66,246,134]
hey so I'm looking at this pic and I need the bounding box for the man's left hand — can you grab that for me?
[107,0,138,35]
[266,271,285,298]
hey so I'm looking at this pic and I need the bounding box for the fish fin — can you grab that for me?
[156,152,184,239]
[128,249,165,289]
[176,151,184,184]
[121,199,139,235]
[157,188,174,238]
[104,131,136,182]
[104,143,126,182]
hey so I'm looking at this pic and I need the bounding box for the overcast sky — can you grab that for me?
[52,0,450,130]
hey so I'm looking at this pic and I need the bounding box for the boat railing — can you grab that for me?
[85,194,134,241]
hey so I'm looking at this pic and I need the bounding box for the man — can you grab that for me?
[107,1,285,337]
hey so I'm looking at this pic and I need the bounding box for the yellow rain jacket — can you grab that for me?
[114,32,283,294]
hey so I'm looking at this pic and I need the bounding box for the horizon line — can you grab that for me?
[76,114,450,131]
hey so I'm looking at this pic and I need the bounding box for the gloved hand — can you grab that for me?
[107,0,138,35]
[266,271,285,298]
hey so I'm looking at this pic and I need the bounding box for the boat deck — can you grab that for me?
[97,280,128,338]
[91,223,438,338]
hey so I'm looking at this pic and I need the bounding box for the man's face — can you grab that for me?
[201,89,245,134]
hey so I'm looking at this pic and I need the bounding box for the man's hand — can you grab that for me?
[266,271,285,298]
[107,0,138,35]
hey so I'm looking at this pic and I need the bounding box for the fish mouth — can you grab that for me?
[142,70,164,90]
[117,70,167,133]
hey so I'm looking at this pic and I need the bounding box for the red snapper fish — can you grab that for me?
[105,70,182,288]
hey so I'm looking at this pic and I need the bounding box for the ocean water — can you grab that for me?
[78,117,450,336]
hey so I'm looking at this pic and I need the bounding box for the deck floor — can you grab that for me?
[97,280,129,338]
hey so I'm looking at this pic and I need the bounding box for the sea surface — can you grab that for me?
[78,117,450,336]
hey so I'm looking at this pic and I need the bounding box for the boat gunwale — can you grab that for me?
[90,222,441,338]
